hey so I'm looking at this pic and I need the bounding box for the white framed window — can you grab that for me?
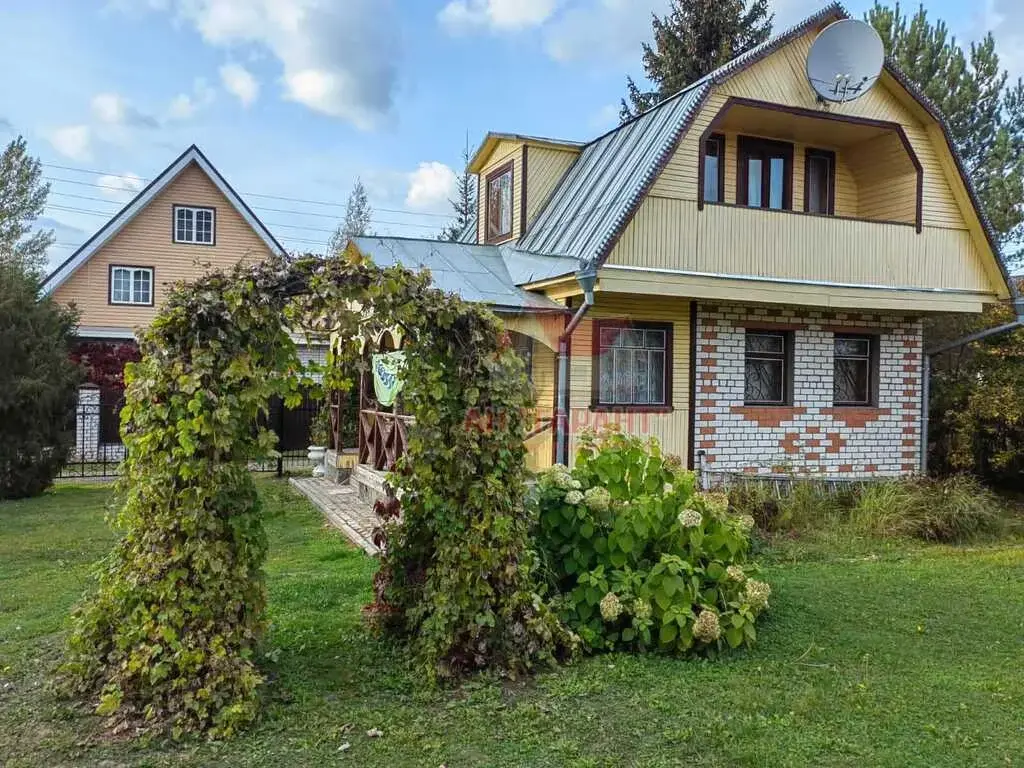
[109,266,153,305]
[173,205,215,245]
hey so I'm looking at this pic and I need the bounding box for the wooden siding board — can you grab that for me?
[52,162,273,330]
[524,147,578,228]
[476,140,524,244]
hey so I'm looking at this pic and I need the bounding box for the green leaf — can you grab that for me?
[659,622,678,645]
[725,626,743,648]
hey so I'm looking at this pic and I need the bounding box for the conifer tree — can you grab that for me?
[621,0,772,121]
[328,178,373,254]
[0,136,53,277]
[440,141,477,242]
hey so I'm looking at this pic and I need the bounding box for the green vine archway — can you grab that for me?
[60,254,574,737]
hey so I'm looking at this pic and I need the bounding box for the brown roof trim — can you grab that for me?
[703,96,924,231]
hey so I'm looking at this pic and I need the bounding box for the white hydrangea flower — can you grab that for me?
[701,491,730,517]
[583,486,611,513]
[678,509,703,528]
[565,490,584,505]
[737,514,756,532]
[599,592,623,622]
[744,579,772,609]
[632,599,652,621]
[663,482,674,495]
[693,610,721,643]
[571,479,582,490]
[726,565,746,582]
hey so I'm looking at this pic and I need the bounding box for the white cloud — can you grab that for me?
[440,0,559,33]
[979,0,1024,79]
[544,0,669,63]
[97,172,145,202]
[589,103,619,130]
[90,92,159,128]
[48,125,92,161]
[405,162,458,213]
[124,0,400,129]
[220,62,260,106]
[166,77,216,120]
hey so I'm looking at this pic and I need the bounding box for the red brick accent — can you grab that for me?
[699,385,717,394]
[700,344,717,353]
[806,426,822,434]
[903,365,918,373]
[731,406,807,428]
[701,330,718,340]
[805,452,822,461]
[901,463,917,472]
[838,464,854,473]
[822,407,891,428]
[700,399,716,408]
[744,322,803,331]
[698,413,716,422]
[902,389,917,398]
[780,432,801,454]
[901,439,915,447]
[903,427,917,435]
[864,464,878,472]
[700,426,716,435]
[901,450,917,459]
[903,352,920,361]
[742,466,759,474]
[699,440,716,449]
[825,433,847,454]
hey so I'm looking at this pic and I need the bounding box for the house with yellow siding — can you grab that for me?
[350,4,1017,482]
[42,145,289,460]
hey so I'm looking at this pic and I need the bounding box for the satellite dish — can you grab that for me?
[806,19,884,103]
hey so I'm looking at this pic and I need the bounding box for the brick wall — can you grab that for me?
[695,303,923,479]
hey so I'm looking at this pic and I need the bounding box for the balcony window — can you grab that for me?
[805,148,836,215]
[703,134,725,203]
[485,162,514,242]
[738,137,793,210]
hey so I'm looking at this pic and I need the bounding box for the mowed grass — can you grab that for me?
[1,481,1022,767]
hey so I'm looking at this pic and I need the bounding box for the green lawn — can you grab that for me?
[1,480,1022,767]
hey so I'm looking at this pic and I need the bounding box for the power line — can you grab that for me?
[41,162,454,219]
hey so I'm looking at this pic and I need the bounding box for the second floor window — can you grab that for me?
[738,137,793,211]
[744,330,791,405]
[805,148,836,215]
[174,205,215,245]
[595,322,670,408]
[485,163,513,242]
[703,134,725,203]
[110,266,152,305]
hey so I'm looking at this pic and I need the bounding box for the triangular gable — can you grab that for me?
[42,145,285,296]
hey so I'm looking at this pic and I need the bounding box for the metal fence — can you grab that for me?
[58,388,322,479]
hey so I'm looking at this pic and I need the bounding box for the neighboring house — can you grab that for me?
[42,144,288,461]
[347,3,1014,481]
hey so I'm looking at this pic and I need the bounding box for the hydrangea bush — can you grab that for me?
[533,428,770,655]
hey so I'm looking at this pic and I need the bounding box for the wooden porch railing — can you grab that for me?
[358,409,414,471]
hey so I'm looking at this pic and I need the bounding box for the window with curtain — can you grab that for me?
[485,163,513,242]
[109,266,153,305]
[595,322,671,407]
[703,134,725,203]
[744,330,791,405]
[738,137,793,210]
[805,148,836,215]
[833,335,876,405]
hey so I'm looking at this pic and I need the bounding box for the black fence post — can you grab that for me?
[276,398,285,477]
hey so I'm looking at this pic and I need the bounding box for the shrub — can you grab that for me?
[534,428,770,656]
[728,478,850,532]
[851,475,1008,543]
[0,266,81,499]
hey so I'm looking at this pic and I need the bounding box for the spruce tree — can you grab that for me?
[868,2,1024,268]
[328,178,373,254]
[621,0,772,121]
[440,141,477,242]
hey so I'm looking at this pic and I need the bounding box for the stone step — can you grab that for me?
[350,463,389,507]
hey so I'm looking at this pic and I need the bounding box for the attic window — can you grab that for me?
[109,265,153,306]
[173,205,215,245]
[485,162,513,243]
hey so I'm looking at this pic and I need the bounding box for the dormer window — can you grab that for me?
[703,134,725,203]
[173,205,215,245]
[485,162,513,243]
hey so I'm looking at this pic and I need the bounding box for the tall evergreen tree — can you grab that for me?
[621,0,772,121]
[439,140,477,242]
[328,178,373,254]
[868,2,1024,268]
[0,136,53,277]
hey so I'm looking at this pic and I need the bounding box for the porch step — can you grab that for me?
[350,463,389,507]
[289,476,379,556]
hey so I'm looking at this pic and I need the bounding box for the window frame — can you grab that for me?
[804,147,837,216]
[172,204,217,246]
[743,329,794,406]
[737,136,794,211]
[484,161,514,244]
[591,320,673,412]
[832,333,879,407]
[702,133,726,205]
[108,265,155,307]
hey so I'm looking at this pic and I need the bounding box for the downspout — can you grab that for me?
[554,260,598,466]
[920,296,1024,474]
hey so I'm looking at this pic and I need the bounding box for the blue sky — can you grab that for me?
[0,0,1013,273]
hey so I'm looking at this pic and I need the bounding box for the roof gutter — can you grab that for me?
[920,296,1024,474]
[554,260,598,465]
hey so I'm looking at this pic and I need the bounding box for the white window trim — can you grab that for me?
[173,205,216,245]
[109,266,153,306]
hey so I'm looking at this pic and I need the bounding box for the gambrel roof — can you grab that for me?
[42,145,286,296]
